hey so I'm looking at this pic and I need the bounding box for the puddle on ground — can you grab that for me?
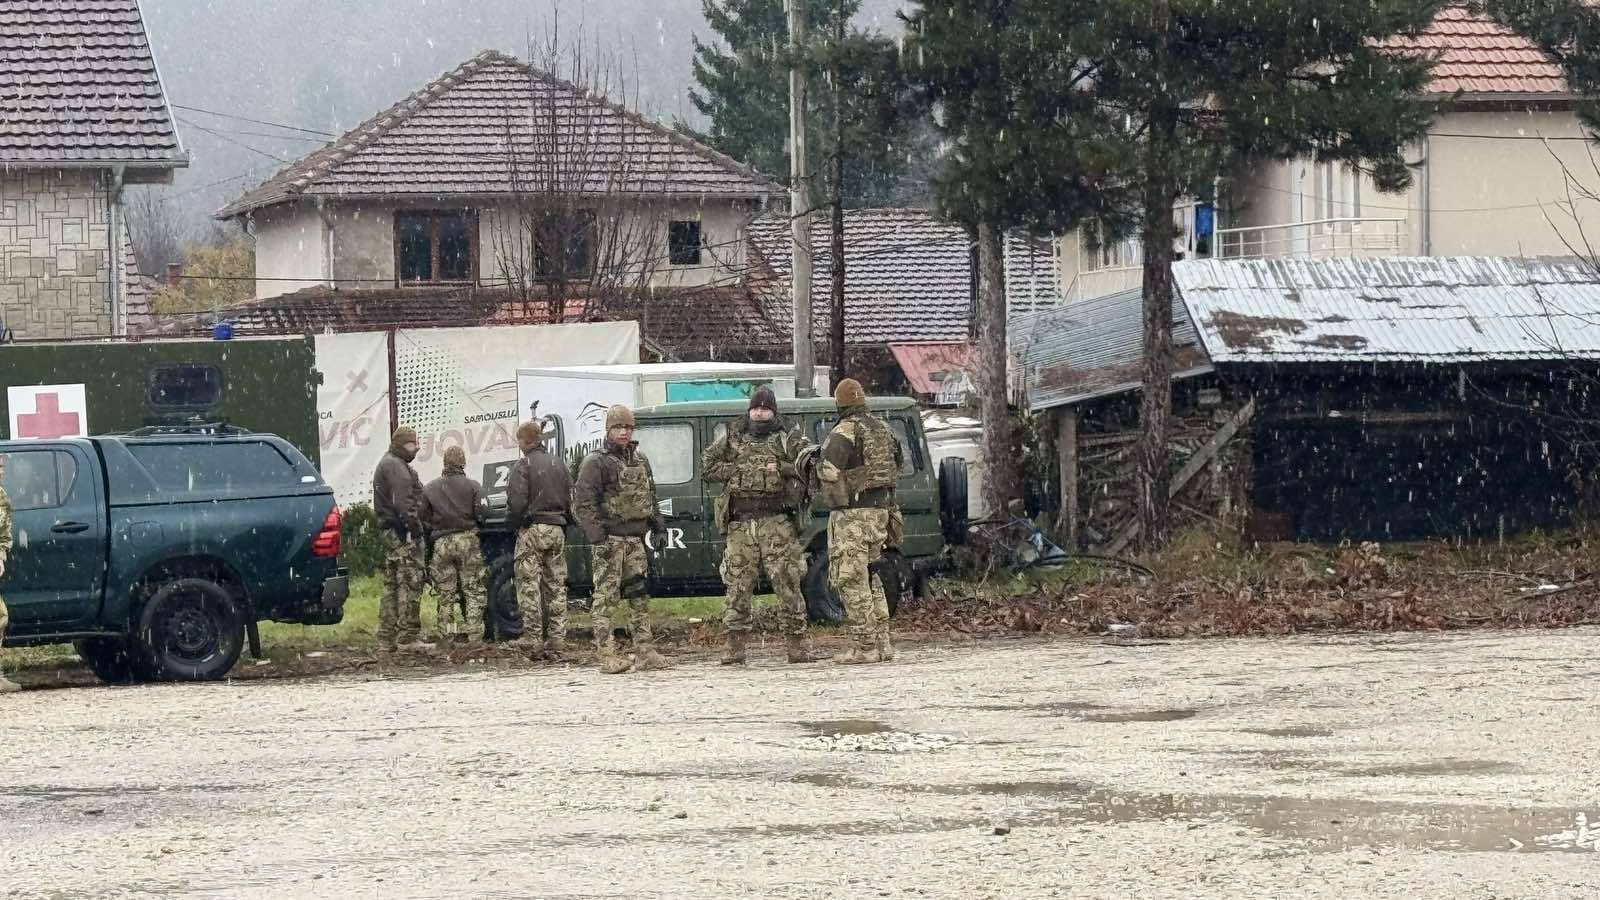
[1342,759,1518,778]
[797,719,893,736]
[1241,726,1336,738]
[1079,708,1198,723]
[957,701,1107,715]
[772,776,1592,854]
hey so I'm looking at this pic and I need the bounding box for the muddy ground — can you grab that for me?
[2,628,1597,899]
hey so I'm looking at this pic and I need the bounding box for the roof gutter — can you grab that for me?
[0,158,187,170]
[108,166,127,335]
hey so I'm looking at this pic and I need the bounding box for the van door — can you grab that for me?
[0,443,105,629]
[631,419,706,585]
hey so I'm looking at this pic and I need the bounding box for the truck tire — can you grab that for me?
[134,578,246,681]
[938,457,970,545]
[803,549,845,626]
[74,637,142,685]
[803,547,902,625]
[485,552,526,642]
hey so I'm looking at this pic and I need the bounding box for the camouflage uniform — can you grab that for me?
[0,480,17,693]
[377,531,426,646]
[507,428,574,649]
[373,428,426,650]
[703,401,812,663]
[818,380,903,663]
[429,531,487,641]
[514,524,568,646]
[575,406,666,674]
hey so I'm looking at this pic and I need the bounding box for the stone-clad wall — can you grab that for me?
[0,169,113,338]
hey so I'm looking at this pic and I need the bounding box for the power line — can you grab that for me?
[176,117,292,165]
[171,103,336,138]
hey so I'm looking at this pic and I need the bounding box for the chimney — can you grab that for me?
[164,263,182,284]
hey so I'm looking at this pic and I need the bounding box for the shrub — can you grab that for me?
[340,502,386,577]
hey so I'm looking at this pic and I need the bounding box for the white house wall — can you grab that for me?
[251,202,328,300]
[250,197,760,300]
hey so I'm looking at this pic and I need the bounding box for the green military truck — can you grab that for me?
[478,396,961,627]
[0,337,321,466]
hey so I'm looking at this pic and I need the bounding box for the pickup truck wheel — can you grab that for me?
[73,638,143,685]
[802,549,846,626]
[485,552,525,642]
[135,578,246,681]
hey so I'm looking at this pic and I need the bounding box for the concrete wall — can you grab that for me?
[0,169,115,338]
[251,196,761,300]
[1424,109,1599,257]
[252,202,327,300]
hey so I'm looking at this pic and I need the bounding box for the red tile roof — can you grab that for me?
[0,0,186,166]
[218,51,781,218]
[1384,6,1568,96]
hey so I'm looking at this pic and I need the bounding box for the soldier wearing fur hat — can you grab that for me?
[574,404,669,675]
[817,379,902,664]
[702,387,816,665]
[372,426,427,652]
[507,420,574,654]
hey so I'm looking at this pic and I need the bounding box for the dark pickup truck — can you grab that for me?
[0,430,348,683]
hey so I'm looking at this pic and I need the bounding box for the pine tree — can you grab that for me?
[688,0,925,206]
[908,0,1446,547]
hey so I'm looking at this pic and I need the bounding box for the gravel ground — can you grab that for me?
[2,627,1598,899]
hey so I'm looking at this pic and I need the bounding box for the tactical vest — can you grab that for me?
[727,431,787,499]
[843,414,898,497]
[602,451,655,523]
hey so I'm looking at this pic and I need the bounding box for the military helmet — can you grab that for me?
[606,404,636,429]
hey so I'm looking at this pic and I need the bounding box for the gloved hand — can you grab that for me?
[648,516,668,545]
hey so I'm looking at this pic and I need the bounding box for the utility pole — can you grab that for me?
[788,0,816,397]
[828,0,846,392]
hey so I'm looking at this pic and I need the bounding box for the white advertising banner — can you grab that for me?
[6,383,89,440]
[394,321,639,497]
[314,331,391,507]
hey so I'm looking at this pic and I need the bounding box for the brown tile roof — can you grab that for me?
[217,51,781,219]
[747,208,1063,344]
[0,0,185,166]
[749,209,974,344]
[123,235,158,334]
[1383,6,1568,96]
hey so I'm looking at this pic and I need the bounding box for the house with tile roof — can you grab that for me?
[1057,5,1600,303]
[0,0,186,338]
[218,50,781,303]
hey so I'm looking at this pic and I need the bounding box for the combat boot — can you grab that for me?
[598,650,633,675]
[832,637,877,665]
[875,628,896,662]
[633,644,672,671]
[0,674,21,694]
[720,632,748,666]
[785,635,817,664]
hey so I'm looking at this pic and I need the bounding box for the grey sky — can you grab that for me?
[142,0,905,232]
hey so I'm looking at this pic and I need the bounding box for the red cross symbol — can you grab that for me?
[16,392,82,439]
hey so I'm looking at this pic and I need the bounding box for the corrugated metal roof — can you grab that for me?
[1174,256,1600,364]
[1015,287,1211,411]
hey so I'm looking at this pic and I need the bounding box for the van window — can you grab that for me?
[632,423,695,486]
[814,417,917,476]
[1,449,79,511]
[149,365,223,410]
[128,441,299,492]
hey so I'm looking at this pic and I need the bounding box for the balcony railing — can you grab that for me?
[1215,217,1406,260]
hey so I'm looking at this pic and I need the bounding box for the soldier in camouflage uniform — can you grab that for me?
[817,379,902,664]
[507,420,574,654]
[575,405,668,675]
[420,445,489,643]
[372,426,428,653]
[0,454,19,694]
[703,387,815,665]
